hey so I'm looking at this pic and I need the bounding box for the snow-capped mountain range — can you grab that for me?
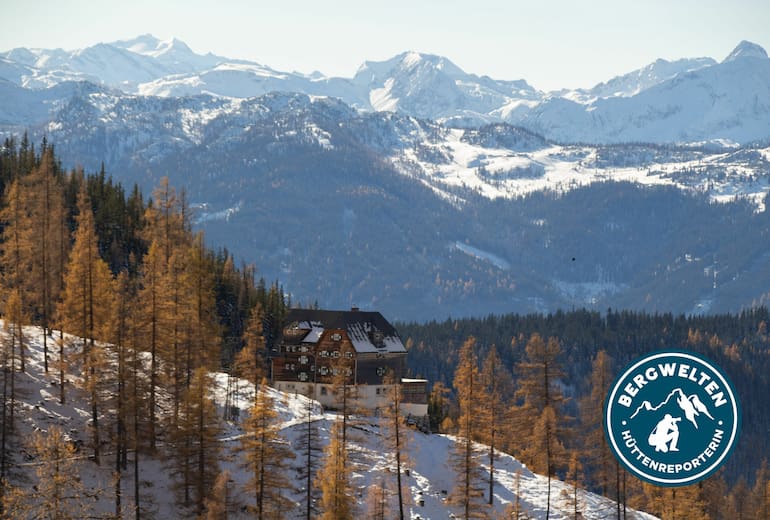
[3,36,770,319]
[2,35,769,145]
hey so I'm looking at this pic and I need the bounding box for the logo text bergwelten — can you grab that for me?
[604,350,740,486]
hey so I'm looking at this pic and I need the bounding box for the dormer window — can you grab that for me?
[372,330,385,347]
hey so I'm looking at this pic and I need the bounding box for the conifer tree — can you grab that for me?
[0,292,25,515]
[168,367,222,516]
[317,419,356,520]
[450,336,487,519]
[365,476,390,520]
[3,290,25,431]
[235,303,266,391]
[204,471,232,520]
[239,378,295,518]
[22,149,66,373]
[295,395,322,520]
[2,426,96,519]
[580,350,620,504]
[0,180,28,303]
[57,184,115,465]
[749,460,769,520]
[479,345,513,506]
[135,239,170,450]
[561,452,584,519]
[381,372,413,520]
[512,333,568,520]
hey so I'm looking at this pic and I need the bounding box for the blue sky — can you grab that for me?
[2,0,769,91]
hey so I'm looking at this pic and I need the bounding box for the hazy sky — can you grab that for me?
[2,0,769,91]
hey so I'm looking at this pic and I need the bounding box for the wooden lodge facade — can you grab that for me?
[269,308,428,418]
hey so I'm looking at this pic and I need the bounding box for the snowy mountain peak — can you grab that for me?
[723,40,768,62]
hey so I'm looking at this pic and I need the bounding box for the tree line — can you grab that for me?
[400,310,770,518]
[0,137,417,519]
[0,137,297,518]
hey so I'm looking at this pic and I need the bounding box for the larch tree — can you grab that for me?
[234,303,266,393]
[294,394,322,520]
[57,184,115,465]
[135,239,171,450]
[204,471,232,520]
[561,451,584,519]
[2,426,96,520]
[580,350,620,506]
[479,345,513,506]
[22,149,66,374]
[0,180,30,375]
[168,366,222,516]
[2,290,25,429]
[239,378,295,519]
[512,333,568,520]
[317,419,356,520]
[0,290,26,515]
[450,336,487,519]
[750,461,770,520]
[110,271,136,517]
[381,372,413,520]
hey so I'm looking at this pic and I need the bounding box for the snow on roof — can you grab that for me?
[280,308,407,354]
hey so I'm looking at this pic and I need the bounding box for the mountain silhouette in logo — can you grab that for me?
[629,388,714,429]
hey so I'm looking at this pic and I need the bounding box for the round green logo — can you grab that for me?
[604,351,740,486]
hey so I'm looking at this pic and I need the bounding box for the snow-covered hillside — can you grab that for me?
[1,36,769,144]
[3,323,657,519]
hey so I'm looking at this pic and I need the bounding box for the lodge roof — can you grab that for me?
[278,308,407,354]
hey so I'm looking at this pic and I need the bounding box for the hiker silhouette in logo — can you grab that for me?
[648,414,681,453]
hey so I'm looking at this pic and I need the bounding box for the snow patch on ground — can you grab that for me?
[3,322,658,519]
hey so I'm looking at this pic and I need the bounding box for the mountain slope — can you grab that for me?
[2,322,658,519]
[3,84,770,320]
[518,44,770,144]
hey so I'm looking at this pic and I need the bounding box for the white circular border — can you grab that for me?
[605,351,740,486]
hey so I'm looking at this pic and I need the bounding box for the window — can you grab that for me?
[320,387,328,396]
[376,367,386,377]
[298,372,308,382]
[300,346,309,353]
[320,351,329,357]
[345,351,354,358]
[331,333,342,342]
[331,351,341,358]
[299,355,309,365]
[320,366,329,376]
